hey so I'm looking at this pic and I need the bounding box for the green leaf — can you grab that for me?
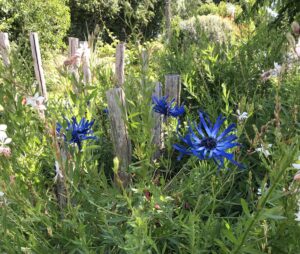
[240,198,251,217]
[84,145,101,151]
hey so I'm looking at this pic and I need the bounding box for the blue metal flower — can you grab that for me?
[56,117,97,150]
[152,96,185,118]
[173,112,243,169]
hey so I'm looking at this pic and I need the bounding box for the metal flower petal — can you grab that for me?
[152,95,185,118]
[56,116,97,150]
[173,112,244,169]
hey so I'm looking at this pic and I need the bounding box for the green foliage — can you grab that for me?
[0,1,300,253]
[68,0,164,42]
[179,14,238,45]
[0,0,70,51]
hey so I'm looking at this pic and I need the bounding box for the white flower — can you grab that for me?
[255,144,272,157]
[295,200,300,222]
[0,124,11,146]
[0,124,12,157]
[0,147,11,157]
[257,188,262,195]
[270,62,282,78]
[26,93,46,111]
[226,3,236,17]
[266,7,278,18]
[261,62,283,81]
[0,191,4,197]
[257,183,268,196]
[236,110,248,121]
[54,161,63,182]
[273,62,282,73]
[292,156,300,170]
[295,212,300,222]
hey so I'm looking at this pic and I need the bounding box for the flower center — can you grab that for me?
[201,137,217,150]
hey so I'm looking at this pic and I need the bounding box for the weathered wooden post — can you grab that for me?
[68,37,79,58]
[29,32,48,100]
[165,74,181,105]
[115,42,125,87]
[106,88,132,170]
[52,123,68,214]
[64,38,80,92]
[80,41,91,85]
[0,32,10,67]
[152,82,163,160]
[106,43,132,187]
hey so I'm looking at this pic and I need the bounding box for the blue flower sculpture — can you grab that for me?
[152,96,185,118]
[173,112,243,169]
[56,117,97,150]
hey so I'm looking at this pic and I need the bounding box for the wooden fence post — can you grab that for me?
[165,74,181,105]
[152,82,163,160]
[0,32,10,67]
[68,37,79,58]
[115,42,125,87]
[30,32,48,100]
[107,43,132,187]
[106,88,132,170]
[81,41,91,85]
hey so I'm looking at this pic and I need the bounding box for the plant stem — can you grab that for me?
[232,161,286,254]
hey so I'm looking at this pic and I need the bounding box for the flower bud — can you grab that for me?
[0,147,11,157]
[294,171,300,182]
[154,204,161,210]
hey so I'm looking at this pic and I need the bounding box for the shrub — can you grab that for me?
[179,14,238,45]
[0,0,70,51]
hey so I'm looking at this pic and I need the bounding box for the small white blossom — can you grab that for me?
[261,62,283,81]
[266,7,278,18]
[295,200,300,222]
[295,211,300,222]
[292,156,300,170]
[54,161,64,182]
[257,188,262,195]
[26,93,46,111]
[0,124,12,147]
[257,183,268,196]
[0,191,4,197]
[226,3,236,18]
[270,62,282,77]
[236,109,248,122]
[0,124,12,157]
[255,144,272,157]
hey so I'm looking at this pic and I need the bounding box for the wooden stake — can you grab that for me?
[81,41,91,84]
[152,82,163,160]
[0,32,10,66]
[30,32,47,100]
[68,37,79,58]
[165,74,181,105]
[106,88,132,170]
[115,42,125,87]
